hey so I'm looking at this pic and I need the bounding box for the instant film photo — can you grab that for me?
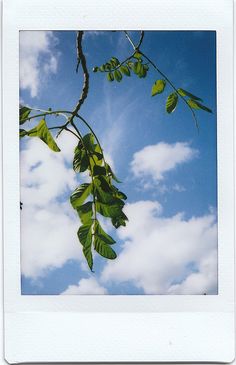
[2,0,235,362]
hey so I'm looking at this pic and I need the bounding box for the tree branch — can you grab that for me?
[57,31,90,136]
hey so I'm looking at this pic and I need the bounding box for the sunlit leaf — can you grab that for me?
[120,65,130,76]
[76,202,93,224]
[114,69,122,82]
[151,79,166,96]
[77,223,93,270]
[187,99,212,113]
[70,183,92,209]
[133,52,142,59]
[27,119,60,152]
[107,72,114,81]
[166,92,178,113]
[94,220,116,245]
[20,106,31,124]
[110,57,120,66]
[94,235,117,259]
[133,61,142,75]
[178,88,203,101]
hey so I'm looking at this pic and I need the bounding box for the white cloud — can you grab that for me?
[20,31,59,97]
[20,132,84,278]
[61,277,107,295]
[131,142,198,182]
[21,132,77,206]
[101,200,217,294]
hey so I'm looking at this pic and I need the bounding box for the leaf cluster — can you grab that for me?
[151,82,212,116]
[93,52,149,82]
[70,133,128,270]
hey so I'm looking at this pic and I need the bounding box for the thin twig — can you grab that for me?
[136,31,145,50]
[20,110,73,124]
[124,31,136,50]
[49,125,80,140]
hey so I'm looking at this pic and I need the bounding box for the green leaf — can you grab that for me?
[133,61,142,75]
[166,92,178,114]
[139,64,147,78]
[104,63,111,71]
[111,212,128,228]
[107,72,114,81]
[83,133,96,152]
[93,165,107,176]
[77,223,93,270]
[94,220,116,245]
[187,99,212,113]
[99,64,106,72]
[73,142,90,173]
[93,66,99,72]
[120,65,130,76]
[133,52,142,59]
[70,183,92,209]
[76,202,93,224]
[94,235,117,259]
[19,129,28,138]
[110,57,120,66]
[178,88,203,101]
[151,79,166,96]
[20,106,31,124]
[105,163,121,183]
[114,69,122,82]
[96,200,124,219]
[27,119,60,152]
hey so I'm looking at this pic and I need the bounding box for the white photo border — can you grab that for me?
[2,0,235,362]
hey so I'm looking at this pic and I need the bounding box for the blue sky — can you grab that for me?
[20,31,217,295]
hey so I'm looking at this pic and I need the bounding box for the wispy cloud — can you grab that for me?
[101,200,217,294]
[20,31,59,98]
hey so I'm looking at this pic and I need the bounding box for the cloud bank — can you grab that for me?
[101,200,217,294]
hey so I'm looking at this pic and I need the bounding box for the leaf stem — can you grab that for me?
[71,121,97,222]
[20,110,73,124]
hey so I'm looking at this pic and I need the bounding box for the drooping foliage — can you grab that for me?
[20,31,212,271]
